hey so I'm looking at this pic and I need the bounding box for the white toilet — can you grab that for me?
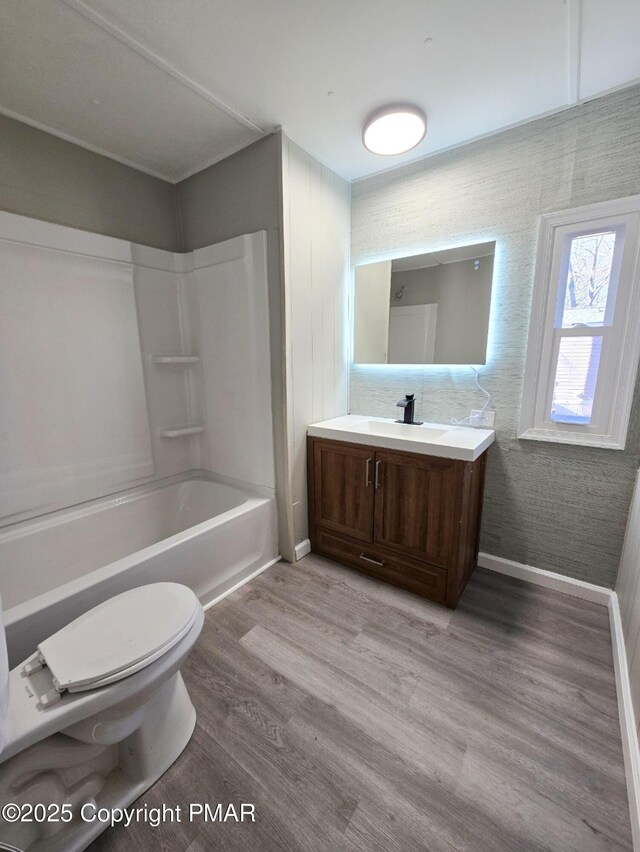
[0,582,204,851]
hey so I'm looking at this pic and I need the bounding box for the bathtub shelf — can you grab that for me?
[160,425,205,438]
[152,355,200,365]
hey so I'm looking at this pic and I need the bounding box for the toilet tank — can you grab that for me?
[0,595,9,756]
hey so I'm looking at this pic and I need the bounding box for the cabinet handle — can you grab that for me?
[365,457,372,487]
[375,460,382,489]
[359,554,385,567]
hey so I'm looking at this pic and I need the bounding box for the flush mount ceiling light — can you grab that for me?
[362,105,427,156]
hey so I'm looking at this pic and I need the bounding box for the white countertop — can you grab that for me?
[307,415,495,461]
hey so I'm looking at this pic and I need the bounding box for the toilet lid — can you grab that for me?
[37,583,200,693]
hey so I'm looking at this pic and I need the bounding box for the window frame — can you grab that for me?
[519,196,640,450]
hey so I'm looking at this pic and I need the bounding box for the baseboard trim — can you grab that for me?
[609,592,640,850]
[479,551,640,846]
[478,552,613,606]
[294,538,311,561]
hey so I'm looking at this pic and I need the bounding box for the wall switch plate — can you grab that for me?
[470,409,496,428]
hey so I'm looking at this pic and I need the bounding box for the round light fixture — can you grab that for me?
[362,105,427,156]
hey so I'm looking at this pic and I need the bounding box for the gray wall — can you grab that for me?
[351,83,640,588]
[0,114,180,251]
[176,133,281,252]
[176,133,293,560]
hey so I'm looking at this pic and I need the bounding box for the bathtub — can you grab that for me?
[0,472,278,667]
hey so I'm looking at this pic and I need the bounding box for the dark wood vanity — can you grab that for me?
[307,436,488,608]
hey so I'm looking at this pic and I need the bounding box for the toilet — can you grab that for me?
[0,582,204,851]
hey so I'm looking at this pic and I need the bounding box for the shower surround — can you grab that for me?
[0,212,278,658]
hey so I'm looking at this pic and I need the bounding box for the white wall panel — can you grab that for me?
[580,0,640,100]
[281,138,351,546]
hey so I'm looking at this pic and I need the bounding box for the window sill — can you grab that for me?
[517,426,624,450]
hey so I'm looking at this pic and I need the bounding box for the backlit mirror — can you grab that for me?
[353,241,495,365]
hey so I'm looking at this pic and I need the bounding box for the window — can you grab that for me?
[519,196,640,449]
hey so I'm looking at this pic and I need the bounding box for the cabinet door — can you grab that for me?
[374,450,461,567]
[313,440,375,542]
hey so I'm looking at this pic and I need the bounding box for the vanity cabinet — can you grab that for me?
[311,440,375,542]
[307,437,488,608]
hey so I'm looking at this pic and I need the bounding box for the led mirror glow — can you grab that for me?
[353,242,495,366]
[363,107,427,156]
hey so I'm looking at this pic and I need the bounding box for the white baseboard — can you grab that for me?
[479,551,640,847]
[609,592,640,850]
[478,551,613,606]
[294,538,311,561]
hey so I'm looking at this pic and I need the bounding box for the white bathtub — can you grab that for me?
[0,473,278,666]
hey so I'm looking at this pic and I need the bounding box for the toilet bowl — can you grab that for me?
[0,582,204,851]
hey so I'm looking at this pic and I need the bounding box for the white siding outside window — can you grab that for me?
[519,196,640,449]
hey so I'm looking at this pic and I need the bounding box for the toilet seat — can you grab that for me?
[34,583,200,696]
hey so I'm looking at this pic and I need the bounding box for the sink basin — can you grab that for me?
[361,420,449,441]
[307,415,495,461]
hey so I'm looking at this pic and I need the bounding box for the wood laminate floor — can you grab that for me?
[93,555,632,852]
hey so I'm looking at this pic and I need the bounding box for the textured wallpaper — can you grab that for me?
[351,84,640,587]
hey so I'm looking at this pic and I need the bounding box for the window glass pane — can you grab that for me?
[560,231,617,328]
[550,336,602,424]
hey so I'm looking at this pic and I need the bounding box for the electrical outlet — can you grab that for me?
[470,409,496,428]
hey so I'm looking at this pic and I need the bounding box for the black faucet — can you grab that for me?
[396,394,423,425]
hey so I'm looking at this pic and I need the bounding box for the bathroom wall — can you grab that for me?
[175,132,292,557]
[0,117,287,548]
[0,115,180,251]
[351,83,640,587]
[281,137,351,548]
[177,132,352,556]
[616,468,640,730]
[0,117,351,561]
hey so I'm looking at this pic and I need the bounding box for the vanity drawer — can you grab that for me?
[314,527,448,604]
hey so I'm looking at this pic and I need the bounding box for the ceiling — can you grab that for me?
[2,0,640,183]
